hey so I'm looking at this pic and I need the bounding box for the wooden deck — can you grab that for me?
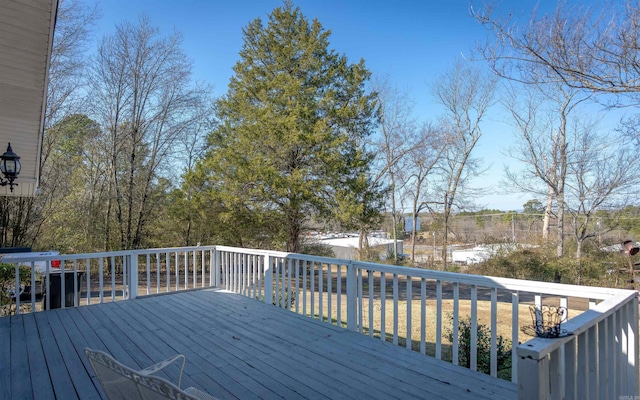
[0,289,517,400]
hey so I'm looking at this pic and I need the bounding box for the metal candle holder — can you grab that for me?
[522,305,571,338]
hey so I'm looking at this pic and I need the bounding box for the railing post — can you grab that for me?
[517,348,549,400]
[632,297,639,395]
[263,254,273,305]
[346,262,357,331]
[129,253,138,300]
[211,249,217,287]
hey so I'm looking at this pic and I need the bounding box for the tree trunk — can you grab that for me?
[442,193,449,270]
[557,192,565,257]
[390,174,398,262]
[543,186,553,241]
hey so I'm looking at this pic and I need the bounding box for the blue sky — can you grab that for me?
[90,0,600,211]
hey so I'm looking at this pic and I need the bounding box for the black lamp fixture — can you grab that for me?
[0,143,21,192]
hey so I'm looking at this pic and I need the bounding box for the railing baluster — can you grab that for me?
[123,256,127,300]
[617,310,623,394]
[598,318,607,399]
[564,337,576,398]
[98,257,103,304]
[310,262,315,318]
[327,263,332,321]
[420,277,426,354]
[587,325,598,397]
[630,299,639,395]
[145,254,150,295]
[45,261,51,309]
[303,260,308,316]
[357,267,362,332]
[174,252,179,291]
[73,260,78,306]
[86,258,91,305]
[380,272,386,342]
[406,276,412,350]
[551,345,564,398]
[452,282,459,365]
[393,273,398,345]
[336,264,341,326]
[511,291,518,382]
[271,257,277,303]
[435,279,442,360]
[156,253,161,294]
[110,257,115,301]
[490,287,497,377]
[30,261,36,310]
[288,258,293,310]
[184,251,188,290]
[60,259,65,309]
[319,262,324,320]
[202,250,206,288]
[577,329,588,399]
[129,254,137,300]
[166,252,170,293]
[14,263,20,314]
[346,262,356,331]
[368,269,374,337]
[294,259,299,314]
[608,315,616,400]
[470,285,478,371]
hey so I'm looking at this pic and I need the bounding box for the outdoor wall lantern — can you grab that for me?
[0,143,21,192]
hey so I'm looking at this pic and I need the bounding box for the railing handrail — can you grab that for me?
[0,245,216,264]
[215,245,631,300]
[350,260,627,299]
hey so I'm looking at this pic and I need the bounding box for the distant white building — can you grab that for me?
[451,243,535,265]
[320,236,403,261]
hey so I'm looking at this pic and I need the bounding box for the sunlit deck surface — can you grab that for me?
[1,289,517,400]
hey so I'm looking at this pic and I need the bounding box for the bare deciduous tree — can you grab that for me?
[90,16,211,250]
[566,126,640,261]
[503,84,589,257]
[474,1,640,94]
[432,60,496,269]
[371,77,418,261]
[400,123,444,264]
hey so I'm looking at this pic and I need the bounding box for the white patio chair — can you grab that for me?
[84,348,218,400]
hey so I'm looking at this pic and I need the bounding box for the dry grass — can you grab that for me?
[295,291,585,360]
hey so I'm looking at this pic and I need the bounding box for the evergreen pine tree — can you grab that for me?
[195,3,379,252]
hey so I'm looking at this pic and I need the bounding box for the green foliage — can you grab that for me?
[259,288,297,309]
[523,199,544,215]
[193,3,379,253]
[0,263,31,316]
[446,315,512,379]
[469,244,619,286]
[470,246,560,282]
[299,241,335,258]
[616,205,640,236]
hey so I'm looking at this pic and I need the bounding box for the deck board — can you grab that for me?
[0,315,10,400]
[22,314,55,400]
[2,288,517,400]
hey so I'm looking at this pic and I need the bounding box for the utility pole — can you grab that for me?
[432,231,436,268]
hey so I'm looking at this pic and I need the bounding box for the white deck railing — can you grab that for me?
[2,245,638,399]
[2,246,216,311]
[213,246,639,400]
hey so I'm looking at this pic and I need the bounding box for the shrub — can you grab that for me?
[446,315,512,380]
[258,288,297,309]
[0,262,31,316]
